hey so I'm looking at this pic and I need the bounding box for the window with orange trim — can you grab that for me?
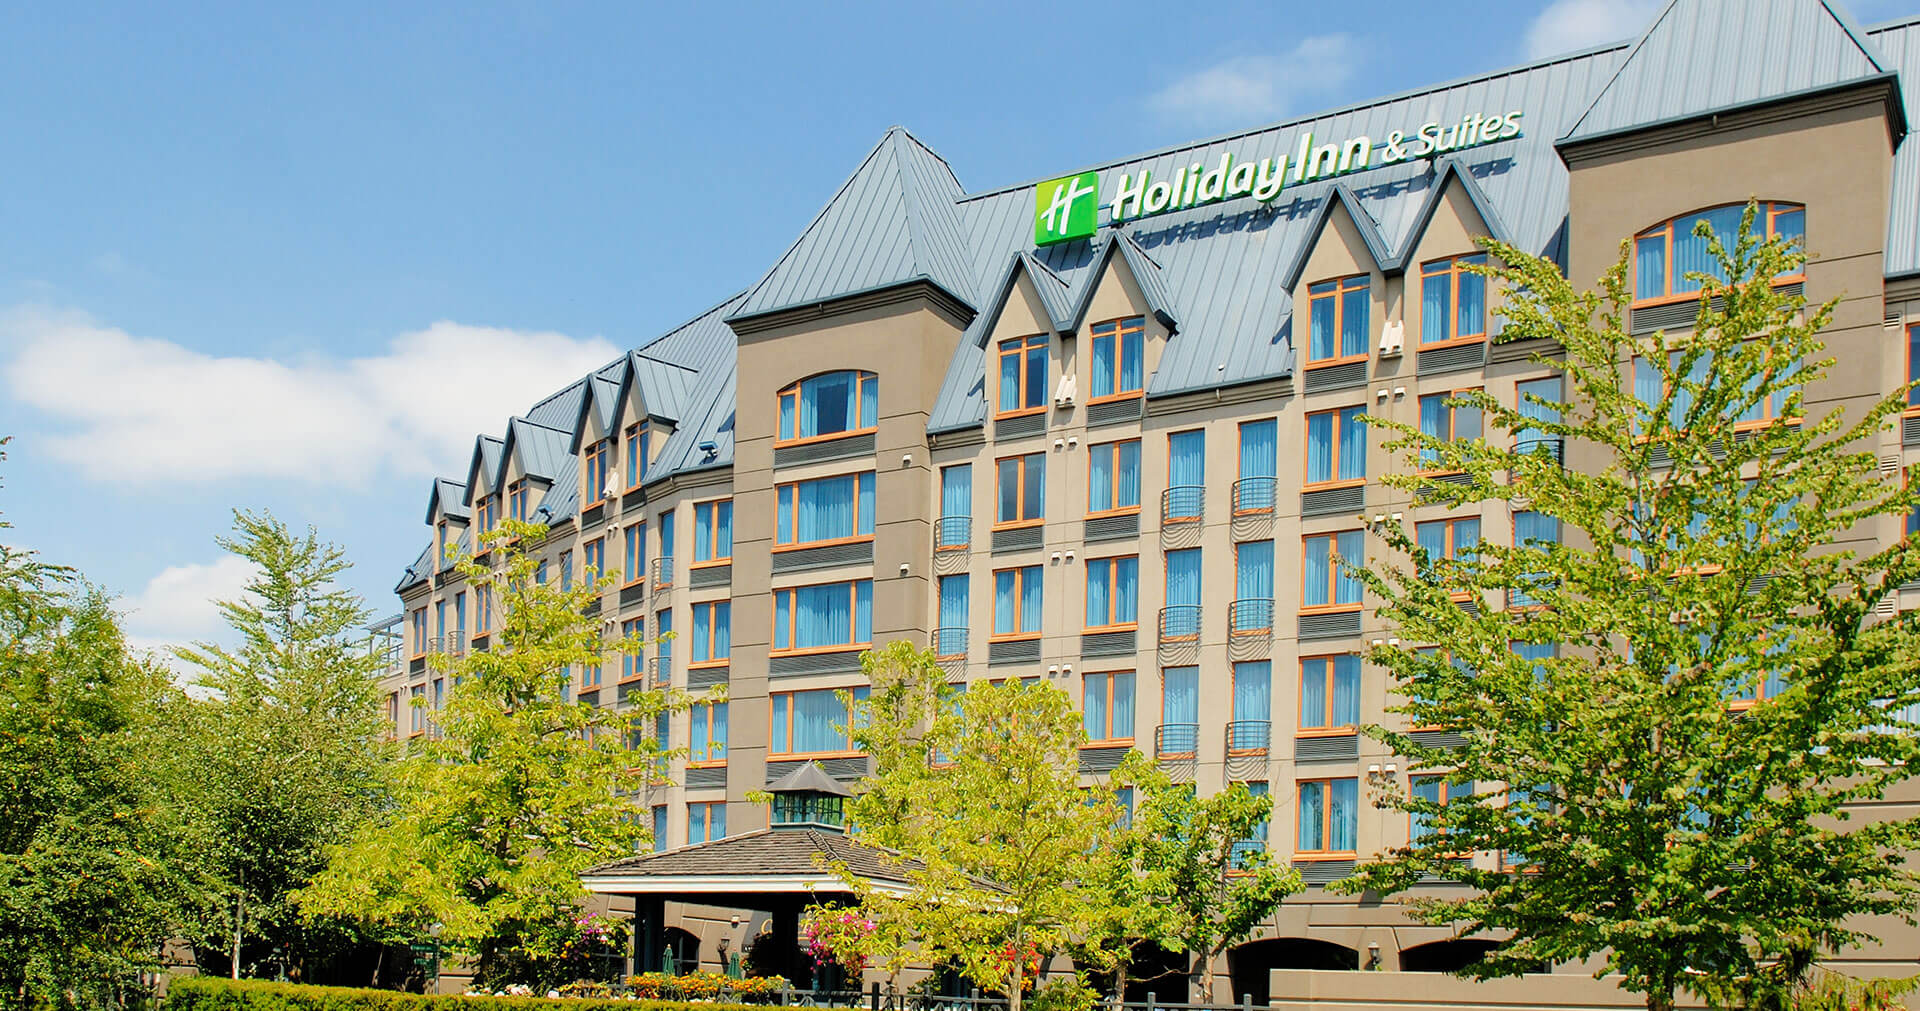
[1088,439,1140,515]
[1632,346,1801,434]
[996,453,1045,526]
[1305,406,1366,488]
[694,499,733,563]
[510,480,530,523]
[771,686,870,757]
[1307,274,1370,365]
[582,537,606,581]
[1299,654,1360,735]
[776,472,874,547]
[1081,671,1135,744]
[1907,323,1920,415]
[475,584,494,635]
[1410,774,1471,843]
[1296,777,1358,857]
[1415,516,1481,593]
[1089,316,1145,400]
[621,523,645,588]
[691,601,730,665]
[997,334,1048,415]
[475,494,499,541]
[409,607,427,658]
[776,371,877,445]
[992,566,1043,639]
[584,438,612,505]
[1417,389,1481,472]
[1420,254,1488,346]
[1633,202,1804,304]
[1302,530,1364,611]
[624,423,648,491]
[689,702,728,766]
[688,800,727,843]
[619,617,645,682]
[771,580,872,654]
[1084,555,1138,630]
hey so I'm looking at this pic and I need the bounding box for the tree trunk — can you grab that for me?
[1198,949,1217,1006]
[1111,964,1126,1010]
[230,888,244,980]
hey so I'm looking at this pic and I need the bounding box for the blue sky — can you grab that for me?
[2,0,1912,660]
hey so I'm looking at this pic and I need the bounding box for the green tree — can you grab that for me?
[170,510,392,980]
[0,437,201,1007]
[298,519,691,989]
[1341,205,1920,1011]
[1113,756,1297,1004]
[839,642,1121,1011]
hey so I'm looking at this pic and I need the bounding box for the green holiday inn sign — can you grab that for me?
[1034,110,1525,246]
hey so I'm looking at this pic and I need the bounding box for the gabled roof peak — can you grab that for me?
[1560,0,1901,146]
[728,126,978,323]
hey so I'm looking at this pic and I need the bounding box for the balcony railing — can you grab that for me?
[1229,598,1274,635]
[1158,605,1201,642]
[1229,838,1267,868]
[1226,720,1272,754]
[650,557,675,592]
[1155,723,1199,758]
[936,514,971,551]
[1515,437,1564,465]
[1232,476,1278,514]
[934,626,968,658]
[1162,485,1205,524]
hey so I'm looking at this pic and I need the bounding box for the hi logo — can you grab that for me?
[1034,171,1099,246]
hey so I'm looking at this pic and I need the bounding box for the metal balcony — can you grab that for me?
[935,514,971,551]
[933,626,968,658]
[1155,723,1199,758]
[650,557,675,593]
[1226,720,1272,754]
[1158,604,1202,642]
[1232,476,1278,514]
[1515,437,1564,465]
[1161,485,1204,524]
[1229,598,1275,635]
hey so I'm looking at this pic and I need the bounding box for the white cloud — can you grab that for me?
[1522,0,1661,60]
[119,554,257,670]
[1147,35,1358,131]
[1,306,620,486]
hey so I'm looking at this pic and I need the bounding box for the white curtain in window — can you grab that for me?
[1300,658,1328,728]
[1019,566,1042,632]
[1298,781,1325,849]
[1092,334,1115,398]
[1120,327,1142,391]
[795,583,851,648]
[1340,407,1367,480]
[1334,530,1364,604]
[1329,779,1358,851]
[1083,673,1109,739]
[1086,559,1112,626]
[1304,537,1331,607]
[792,690,847,752]
[1239,420,1277,479]
[1111,671,1135,739]
[1307,412,1333,483]
[1421,272,1450,344]
[1115,441,1140,507]
[1341,282,1370,357]
[1236,540,1274,601]
[1331,654,1359,726]
[994,569,1017,634]
[1113,556,1138,624]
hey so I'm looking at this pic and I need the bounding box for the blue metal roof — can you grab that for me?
[1562,0,1896,145]
[425,478,470,525]
[1873,15,1920,276]
[502,418,572,484]
[405,0,1920,591]
[395,541,432,595]
[730,127,978,323]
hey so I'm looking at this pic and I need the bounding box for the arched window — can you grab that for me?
[776,371,877,444]
[1633,202,1804,304]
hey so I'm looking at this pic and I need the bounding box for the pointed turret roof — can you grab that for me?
[1561,0,1901,146]
[729,126,978,323]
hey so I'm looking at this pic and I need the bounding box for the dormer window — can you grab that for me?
[1420,254,1488,347]
[624,423,648,491]
[584,438,612,506]
[997,334,1048,416]
[1307,275,1370,366]
[476,495,498,539]
[777,371,878,445]
[507,479,529,523]
[1089,317,1144,401]
[1632,202,1804,304]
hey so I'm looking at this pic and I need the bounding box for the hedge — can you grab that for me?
[163,977,773,1011]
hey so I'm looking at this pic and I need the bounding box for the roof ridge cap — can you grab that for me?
[889,131,938,283]
[1819,0,1892,72]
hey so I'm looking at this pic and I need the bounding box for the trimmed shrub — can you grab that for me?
[163,977,773,1011]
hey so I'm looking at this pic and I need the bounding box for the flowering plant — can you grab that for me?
[800,906,877,975]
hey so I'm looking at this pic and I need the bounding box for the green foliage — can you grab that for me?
[1027,975,1099,1011]
[169,510,394,978]
[840,642,1123,1011]
[298,520,700,989]
[1341,204,1920,1011]
[0,437,203,1008]
[1086,756,1298,1003]
[162,976,769,1011]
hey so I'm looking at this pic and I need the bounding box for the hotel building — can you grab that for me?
[381,0,1920,997]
